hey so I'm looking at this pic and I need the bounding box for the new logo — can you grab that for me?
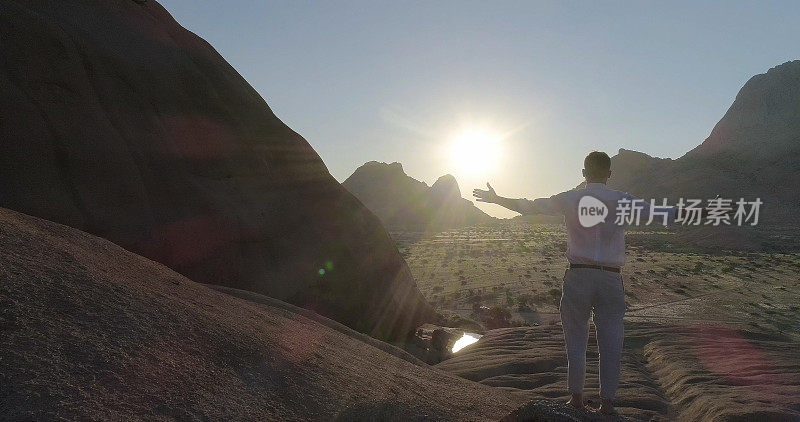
[578,196,608,227]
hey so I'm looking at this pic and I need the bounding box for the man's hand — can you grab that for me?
[472,183,534,215]
[473,183,499,203]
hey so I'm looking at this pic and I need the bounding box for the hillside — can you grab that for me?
[606,61,800,222]
[0,207,531,420]
[0,0,433,340]
[343,161,493,230]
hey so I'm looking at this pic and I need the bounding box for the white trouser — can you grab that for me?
[559,267,626,399]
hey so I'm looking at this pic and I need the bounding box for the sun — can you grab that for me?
[447,126,502,175]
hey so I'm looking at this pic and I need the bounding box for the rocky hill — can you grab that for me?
[0,207,529,420]
[606,61,800,222]
[0,0,433,341]
[343,161,494,230]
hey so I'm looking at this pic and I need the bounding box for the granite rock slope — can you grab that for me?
[0,0,433,340]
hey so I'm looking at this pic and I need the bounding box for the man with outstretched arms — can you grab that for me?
[473,151,676,415]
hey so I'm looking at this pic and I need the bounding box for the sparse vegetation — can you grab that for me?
[392,222,800,337]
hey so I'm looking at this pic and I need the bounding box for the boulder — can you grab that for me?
[0,0,433,340]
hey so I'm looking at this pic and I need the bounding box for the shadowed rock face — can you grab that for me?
[605,61,800,222]
[0,0,433,340]
[343,161,493,230]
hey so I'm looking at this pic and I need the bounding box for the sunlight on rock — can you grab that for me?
[452,332,482,353]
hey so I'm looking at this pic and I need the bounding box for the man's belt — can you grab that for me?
[569,263,621,273]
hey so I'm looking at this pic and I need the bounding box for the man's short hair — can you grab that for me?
[584,151,611,180]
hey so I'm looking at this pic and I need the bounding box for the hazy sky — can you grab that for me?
[162,1,799,217]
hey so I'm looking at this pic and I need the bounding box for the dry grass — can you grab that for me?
[394,222,800,338]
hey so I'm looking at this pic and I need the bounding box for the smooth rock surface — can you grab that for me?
[438,323,800,421]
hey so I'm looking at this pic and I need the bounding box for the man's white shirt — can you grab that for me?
[517,183,676,268]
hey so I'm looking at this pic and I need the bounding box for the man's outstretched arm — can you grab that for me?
[472,183,561,215]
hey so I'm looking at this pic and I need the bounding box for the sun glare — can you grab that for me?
[448,126,502,176]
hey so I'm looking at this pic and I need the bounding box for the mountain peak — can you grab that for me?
[358,161,406,174]
[344,161,418,188]
[429,174,461,199]
[617,148,650,158]
[608,60,800,221]
[343,163,492,230]
[435,173,457,182]
[693,59,800,156]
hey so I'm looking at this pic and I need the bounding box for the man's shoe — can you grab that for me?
[596,397,616,415]
[566,393,586,410]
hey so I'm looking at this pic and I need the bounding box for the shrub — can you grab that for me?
[483,306,512,329]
